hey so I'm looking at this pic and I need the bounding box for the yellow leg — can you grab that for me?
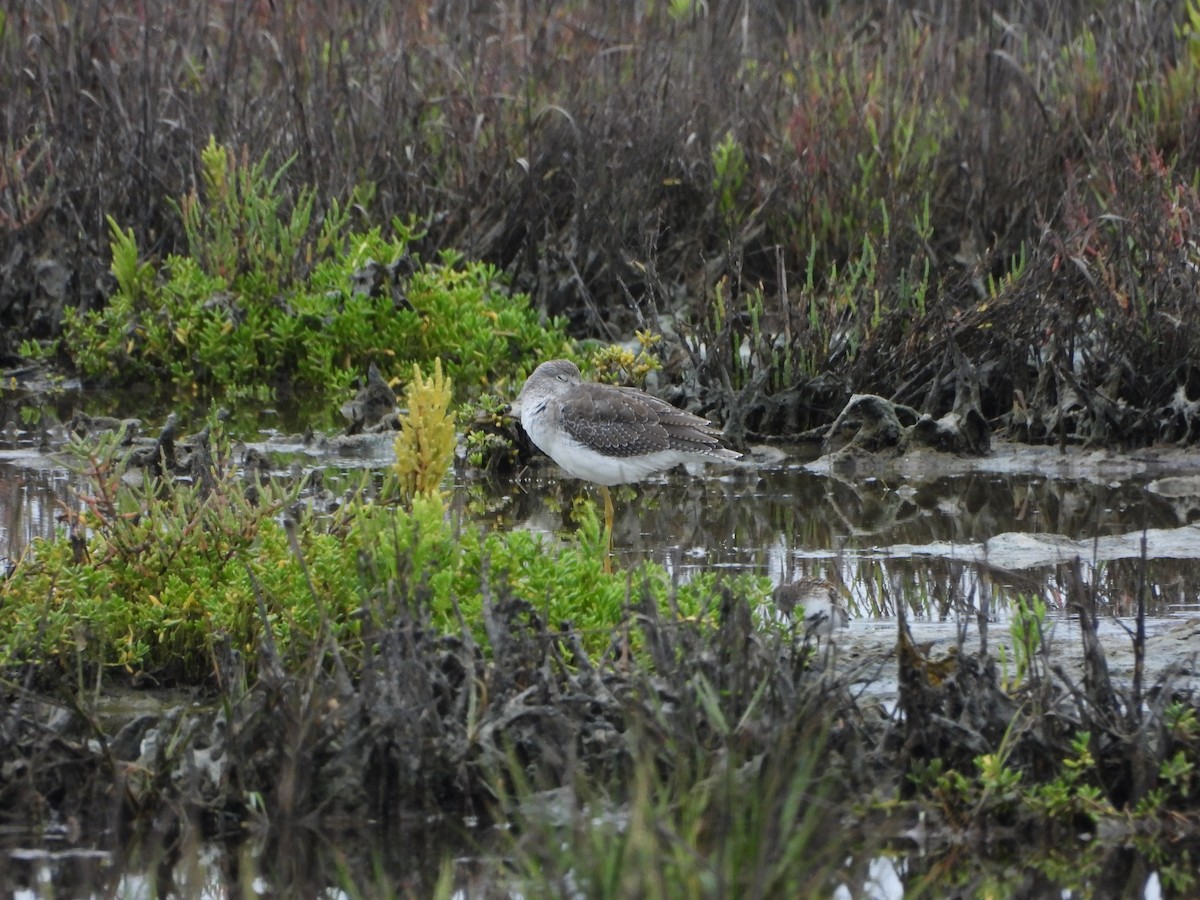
[601,485,614,573]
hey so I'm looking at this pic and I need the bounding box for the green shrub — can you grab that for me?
[60,140,569,401]
[0,428,766,684]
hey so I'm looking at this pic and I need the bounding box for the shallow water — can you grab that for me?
[501,442,1200,618]
[5,421,1200,625]
[0,836,1174,900]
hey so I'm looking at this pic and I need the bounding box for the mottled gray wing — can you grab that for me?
[633,390,728,453]
[558,383,725,458]
[557,383,674,458]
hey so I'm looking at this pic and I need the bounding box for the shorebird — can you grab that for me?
[772,577,851,640]
[514,359,741,537]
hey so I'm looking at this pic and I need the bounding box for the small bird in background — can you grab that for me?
[513,359,741,536]
[772,576,851,640]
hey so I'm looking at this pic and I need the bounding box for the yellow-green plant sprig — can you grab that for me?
[393,358,456,505]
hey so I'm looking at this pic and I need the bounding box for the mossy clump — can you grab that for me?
[392,358,457,505]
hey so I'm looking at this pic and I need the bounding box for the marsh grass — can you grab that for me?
[6,2,1200,444]
[487,621,852,898]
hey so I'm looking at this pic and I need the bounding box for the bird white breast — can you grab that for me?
[552,441,695,486]
[521,401,689,486]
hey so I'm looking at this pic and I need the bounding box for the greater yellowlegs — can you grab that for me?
[514,359,741,535]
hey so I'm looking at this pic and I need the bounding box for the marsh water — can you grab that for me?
[8,424,1200,622]
[2,400,1200,897]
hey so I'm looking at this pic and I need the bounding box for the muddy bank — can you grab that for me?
[806,438,1200,483]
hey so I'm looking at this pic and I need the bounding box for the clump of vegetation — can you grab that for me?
[57,139,569,401]
[0,505,858,895]
[489,668,847,898]
[894,587,1200,896]
[589,331,664,387]
[0,418,765,683]
[392,358,456,505]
